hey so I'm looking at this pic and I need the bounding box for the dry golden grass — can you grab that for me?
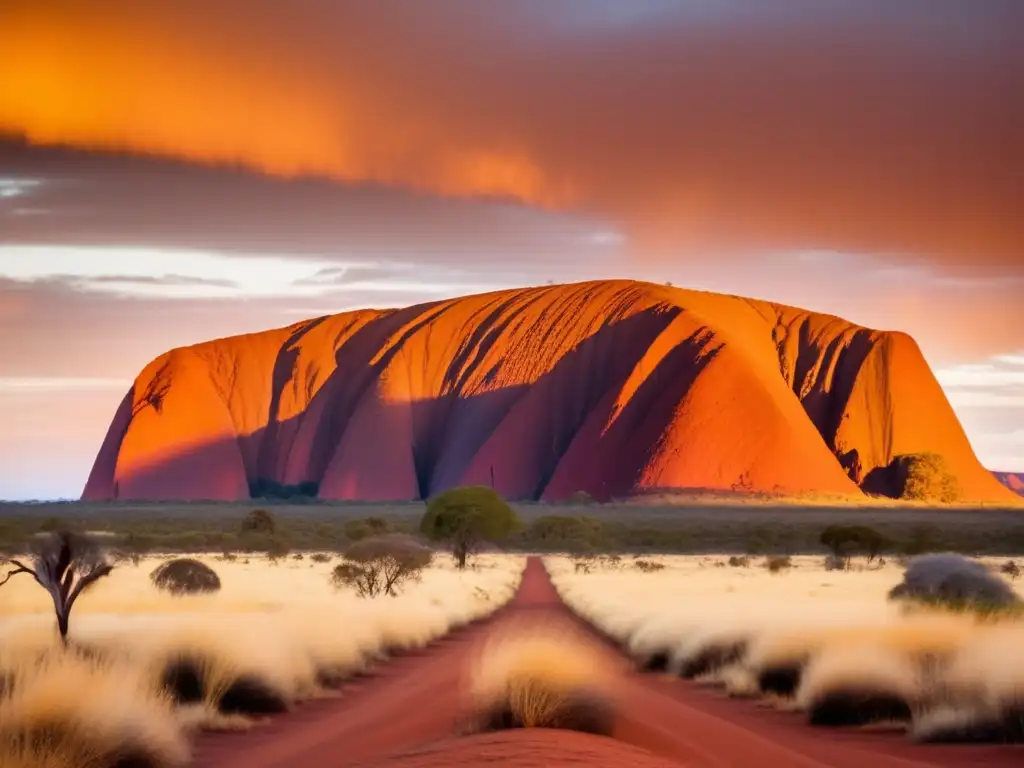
[910,624,1024,742]
[0,553,525,767]
[0,648,190,768]
[796,645,919,726]
[466,621,618,734]
[549,554,1024,742]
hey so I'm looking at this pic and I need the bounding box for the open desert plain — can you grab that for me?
[3,528,1024,767]
[3,1,1024,766]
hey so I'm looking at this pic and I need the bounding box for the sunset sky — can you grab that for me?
[1,1,1022,499]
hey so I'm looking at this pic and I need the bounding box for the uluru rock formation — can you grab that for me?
[83,280,1019,505]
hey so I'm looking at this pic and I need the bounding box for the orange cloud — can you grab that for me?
[2,1,1022,264]
[0,3,566,207]
[3,11,357,177]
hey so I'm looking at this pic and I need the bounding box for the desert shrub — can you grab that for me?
[330,535,433,598]
[896,453,961,503]
[727,555,749,568]
[823,554,847,571]
[572,556,594,574]
[310,552,332,563]
[0,530,113,642]
[420,486,520,569]
[888,553,1020,613]
[527,515,606,553]
[344,516,393,541]
[150,558,221,595]
[999,560,1021,580]
[634,559,665,572]
[241,508,276,535]
[765,555,792,573]
[820,525,889,567]
[264,536,290,562]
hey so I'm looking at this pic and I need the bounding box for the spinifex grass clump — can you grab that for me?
[0,648,188,768]
[677,635,749,679]
[547,551,1024,745]
[912,627,1024,744]
[466,625,617,735]
[796,646,918,727]
[157,652,289,715]
[150,559,221,596]
[888,554,1021,616]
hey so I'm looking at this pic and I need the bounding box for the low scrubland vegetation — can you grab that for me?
[3,502,1023,558]
[549,550,1024,743]
[1,532,524,768]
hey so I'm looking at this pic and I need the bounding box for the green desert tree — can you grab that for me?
[420,486,521,569]
[0,530,114,644]
[897,453,961,503]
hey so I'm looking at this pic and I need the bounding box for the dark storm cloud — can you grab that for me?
[0,139,624,269]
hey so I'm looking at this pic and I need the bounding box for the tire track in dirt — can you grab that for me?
[192,558,1022,767]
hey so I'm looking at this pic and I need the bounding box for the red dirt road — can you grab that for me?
[192,558,1022,767]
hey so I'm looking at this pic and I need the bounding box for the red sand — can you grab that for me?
[83,280,1017,505]
[190,558,1022,768]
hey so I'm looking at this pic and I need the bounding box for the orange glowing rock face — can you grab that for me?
[82,280,1019,504]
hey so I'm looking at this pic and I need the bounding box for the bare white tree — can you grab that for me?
[0,531,114,643]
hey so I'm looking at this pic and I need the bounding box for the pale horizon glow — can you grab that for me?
[0,377,128,393]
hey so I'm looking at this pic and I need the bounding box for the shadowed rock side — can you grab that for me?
[993,472,1024,496]
[83,280,1018,504]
